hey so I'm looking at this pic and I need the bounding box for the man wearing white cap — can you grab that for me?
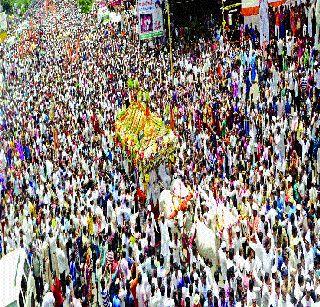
[218,241,228,281]
[301,283,315,306]
[233,225,246,255]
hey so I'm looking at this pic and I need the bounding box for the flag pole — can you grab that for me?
[166,0,174,130]
[166,0,174,80]
[222,0,226,36]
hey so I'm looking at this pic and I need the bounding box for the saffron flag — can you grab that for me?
[53,128,59,150]
[241,0,285,16]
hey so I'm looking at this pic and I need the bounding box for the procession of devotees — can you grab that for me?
[0,0,320,306]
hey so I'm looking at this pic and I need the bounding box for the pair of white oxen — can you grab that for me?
[159,178,216,260]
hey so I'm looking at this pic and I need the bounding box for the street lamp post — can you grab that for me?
[222,0,226,36]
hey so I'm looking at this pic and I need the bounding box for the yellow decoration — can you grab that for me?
[145,173,150,183]
[115,100,178,173]
[0,32,7,43]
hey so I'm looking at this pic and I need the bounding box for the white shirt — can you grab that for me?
[315,69,320,89]
[150,292,161,307]
[300,296,314,307]
[42,292,55,307]
[279,294,294,307]
[136,283,146,307]
[164,297,175,307]
[56,247,69,274]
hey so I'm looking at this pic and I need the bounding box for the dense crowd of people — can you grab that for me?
[0,0,320,306]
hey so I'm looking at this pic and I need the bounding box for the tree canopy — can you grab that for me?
[2,0,31,14]
[78,0,93,13]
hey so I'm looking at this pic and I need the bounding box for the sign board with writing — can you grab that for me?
[137,0,164,40]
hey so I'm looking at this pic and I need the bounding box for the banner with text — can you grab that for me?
[0,13,7,32]
[138,0,164,40]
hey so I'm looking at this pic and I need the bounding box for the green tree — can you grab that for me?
[2,0,31,14]
[78,0,93,13]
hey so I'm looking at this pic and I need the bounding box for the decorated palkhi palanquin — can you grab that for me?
[115,90,178,173]
[115,86,217,261]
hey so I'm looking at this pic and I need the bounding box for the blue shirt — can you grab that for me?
[70,261,77,284]
[277,255,284,271]
[288,205,296,218]
[101,289,111,307]
[125,292,134,305]
[276,197,284,220]
[112,295,121,307]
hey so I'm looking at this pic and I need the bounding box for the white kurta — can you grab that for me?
[259,0,269,46]
[160,220,170,259]
[317,147,320,176]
